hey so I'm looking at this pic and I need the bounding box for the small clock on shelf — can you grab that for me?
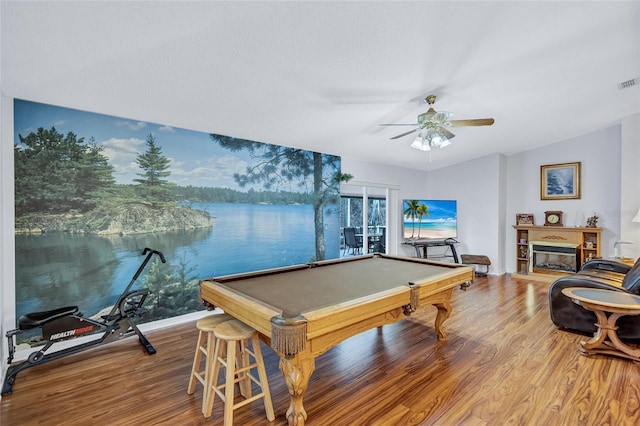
[544,211,563,227]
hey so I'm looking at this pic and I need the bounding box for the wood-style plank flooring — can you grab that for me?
[2,274,640,425]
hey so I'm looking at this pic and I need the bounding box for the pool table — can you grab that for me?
[199,253,473,426]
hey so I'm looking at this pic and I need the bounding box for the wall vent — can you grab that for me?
[618,77,638,89]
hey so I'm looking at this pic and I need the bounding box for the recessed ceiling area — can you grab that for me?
[2,1,639,171]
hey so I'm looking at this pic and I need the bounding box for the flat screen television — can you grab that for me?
[402,199,457,240]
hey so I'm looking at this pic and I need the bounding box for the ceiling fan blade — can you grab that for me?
[449,118,495,127]
[379,123,419,126]
[439,127,456,140]
[390,128,418,140]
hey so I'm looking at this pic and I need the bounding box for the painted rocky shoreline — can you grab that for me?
[15,204,213,235]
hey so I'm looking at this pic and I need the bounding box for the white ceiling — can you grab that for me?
[2,1,639,171]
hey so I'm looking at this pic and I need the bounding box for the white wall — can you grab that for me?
[342,156,430,197]
[620,113,640,259]
[505,125,622,272]
[342,153,506,273]
[426,153,505,274]
[498,153,508,274]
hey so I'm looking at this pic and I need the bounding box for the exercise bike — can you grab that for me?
[2,247,165,396]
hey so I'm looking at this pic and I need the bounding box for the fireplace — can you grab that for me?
[529,241,579,274]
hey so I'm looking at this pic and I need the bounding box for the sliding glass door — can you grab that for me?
[340,184,397,256]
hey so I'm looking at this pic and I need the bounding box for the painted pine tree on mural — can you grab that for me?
[14,127,115,215]
[210,134,351,261]
[133,134,175,206]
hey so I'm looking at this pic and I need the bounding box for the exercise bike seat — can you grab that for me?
[18,306,79,330]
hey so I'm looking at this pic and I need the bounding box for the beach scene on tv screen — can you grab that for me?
[403,199,457,240]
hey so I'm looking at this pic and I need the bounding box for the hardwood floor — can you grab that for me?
[2,274,639,425]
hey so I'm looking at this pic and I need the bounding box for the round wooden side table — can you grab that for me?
[562,287,640,362]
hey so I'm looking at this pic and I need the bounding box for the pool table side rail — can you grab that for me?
[208,262,313,284]
[301,286,409,335]
[200,280,281,338]
[412,267,474,302]
[306,304,409,358]
[311,253,470,270]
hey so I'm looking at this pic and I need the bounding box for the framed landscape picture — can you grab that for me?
[540,162,581,200]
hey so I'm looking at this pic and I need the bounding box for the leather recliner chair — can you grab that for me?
[548,258,640,339]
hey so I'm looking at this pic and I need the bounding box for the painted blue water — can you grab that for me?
[15,202,340,319]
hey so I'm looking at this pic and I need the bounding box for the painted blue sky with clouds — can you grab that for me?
[13,99,296,191]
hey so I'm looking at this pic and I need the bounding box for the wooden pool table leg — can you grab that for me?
[433,301,452,341]
[279,353,316,426]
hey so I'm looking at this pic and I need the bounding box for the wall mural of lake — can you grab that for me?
[13,99,344,343]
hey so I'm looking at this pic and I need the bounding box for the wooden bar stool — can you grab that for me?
[204,319,274,425]
[186,313,234,414]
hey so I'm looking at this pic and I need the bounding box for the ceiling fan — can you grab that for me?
[381,95,494,151]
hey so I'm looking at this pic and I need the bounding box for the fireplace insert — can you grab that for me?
[529,241,579,273]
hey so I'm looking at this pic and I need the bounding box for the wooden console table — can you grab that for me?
[562,287,640,362]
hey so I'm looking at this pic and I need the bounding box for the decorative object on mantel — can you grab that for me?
[516,213,534,225]
[586,213,599,228]
[540,162,581,200]
[544,210,563,227]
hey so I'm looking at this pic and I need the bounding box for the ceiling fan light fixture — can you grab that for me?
[432,111,453,126]
[411,136,431,151]
[410,129,450,151]
[425,128,450,148]
[386,94,494,156]
[439,138,452,148]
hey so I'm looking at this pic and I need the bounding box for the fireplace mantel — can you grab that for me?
[528,227,588,245]
[512,225,602,282]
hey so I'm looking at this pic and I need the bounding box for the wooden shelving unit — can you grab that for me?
[515,227,530,275]
[512,225,602,282]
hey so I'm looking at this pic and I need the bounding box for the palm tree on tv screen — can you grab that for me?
[404,199,420,238]
[416,203,430,239]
